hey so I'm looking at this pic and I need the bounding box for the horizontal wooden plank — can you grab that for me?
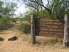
[35,30,64,32]
[35,18,64,21]
[35,26,64,29]
[35,34,64,38]
[35,21,64,24]
[35,18,64,38]
[35,21,64,23]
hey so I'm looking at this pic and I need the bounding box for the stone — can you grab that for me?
[8,36,17,41]
[0,37,4,41]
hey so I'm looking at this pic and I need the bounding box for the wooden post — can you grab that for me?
[31,14,36,44]
[63,14,69,47]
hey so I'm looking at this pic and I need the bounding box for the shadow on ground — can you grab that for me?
[0,37,4,41]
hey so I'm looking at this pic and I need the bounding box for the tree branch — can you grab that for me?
[26,2,39,12]
[30,1,52,14]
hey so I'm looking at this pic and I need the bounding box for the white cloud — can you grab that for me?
[15,6,29,15]
[14,6,29,17]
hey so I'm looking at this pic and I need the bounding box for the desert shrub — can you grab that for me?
[9,18,17,22]
[0,18,10,26]
[9,18,25,23]
[18,23,31,34]
[0,18,11,30]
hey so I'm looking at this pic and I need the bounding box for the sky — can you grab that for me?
[15,0,47,15]
[1,0,47,15]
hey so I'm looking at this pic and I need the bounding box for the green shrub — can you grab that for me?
[0,18,10,26]
[24,9,65,23]
[18,24,31,34]
[0,18,11,30]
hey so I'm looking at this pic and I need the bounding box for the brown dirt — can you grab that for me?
[0,23,69,52]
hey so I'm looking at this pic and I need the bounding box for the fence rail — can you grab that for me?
[35,18,64,38]
[31,14,69,47]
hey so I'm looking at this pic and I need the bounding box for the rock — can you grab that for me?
[0,37,4,41]
[8,36,17,41]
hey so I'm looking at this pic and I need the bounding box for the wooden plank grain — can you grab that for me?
[35,18,64,38]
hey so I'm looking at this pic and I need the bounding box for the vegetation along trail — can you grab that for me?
[0,22,69,52]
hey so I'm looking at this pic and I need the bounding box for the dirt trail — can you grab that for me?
[0,23,69,52]
[0,24,19,39]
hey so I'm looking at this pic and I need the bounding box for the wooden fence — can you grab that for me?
[31,14,69,47]
[35,18,64,38]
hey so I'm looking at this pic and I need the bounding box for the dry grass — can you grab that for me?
[0,22,69,52]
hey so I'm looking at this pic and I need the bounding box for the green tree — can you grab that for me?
[24,0,43,12]
[16,0,69,19]
[16,0,51,14]
[0,1,4,18]
[3,2,17,17]
[0,1,17,18]
[48,0,69,18]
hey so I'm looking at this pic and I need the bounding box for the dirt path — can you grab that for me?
[0,24,19,39]
[0,23,69,52]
